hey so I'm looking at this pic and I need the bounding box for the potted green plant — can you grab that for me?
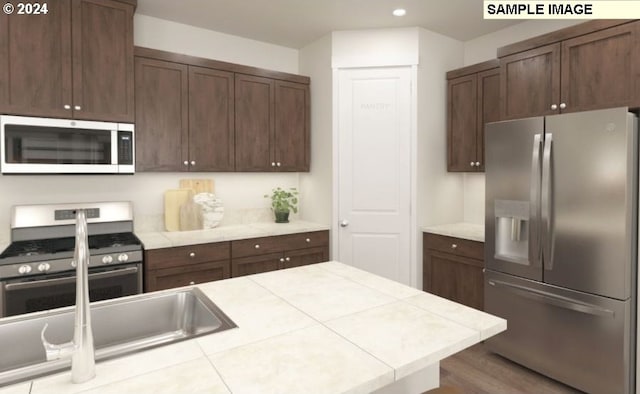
[264,187,298,223]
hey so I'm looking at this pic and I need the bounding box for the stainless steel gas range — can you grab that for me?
[0,201,143,318]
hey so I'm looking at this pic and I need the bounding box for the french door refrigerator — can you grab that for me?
[484,107,637,394]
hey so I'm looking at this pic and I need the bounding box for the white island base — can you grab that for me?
[0,261,505,394]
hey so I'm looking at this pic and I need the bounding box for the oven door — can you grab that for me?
[0,264,142,318]
[1,115,120,174]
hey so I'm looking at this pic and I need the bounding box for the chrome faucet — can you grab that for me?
[41,209,96,383]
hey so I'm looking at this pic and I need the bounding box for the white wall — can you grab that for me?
[298,34,333,226]
[462,20,582,225]
[0,17,301,242]
[134,14,299,74]
[331,28,419,68]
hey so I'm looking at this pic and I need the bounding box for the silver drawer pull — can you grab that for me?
[189,281,195,285]
[451,244,457,249]
[285,257,290,262]
[189,252,195,258]
[280,258,285,262]
[305,238,311,243]
[254,244,260,249]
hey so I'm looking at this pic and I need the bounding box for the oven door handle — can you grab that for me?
[4,266,140,291]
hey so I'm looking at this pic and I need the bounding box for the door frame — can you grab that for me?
[331,65,419,287]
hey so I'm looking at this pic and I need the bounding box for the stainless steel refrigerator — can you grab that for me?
[484,107,637,394]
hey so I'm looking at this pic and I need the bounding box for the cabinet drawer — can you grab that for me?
[146,260,230,292]
[231,231,329,258]
[232,252,282,277]
[282,231,329,251]
[423,233,484,260]
[145,242,230,270]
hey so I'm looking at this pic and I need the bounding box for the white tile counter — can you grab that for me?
[421,222,484,242]
[0,262,506,394]
[136,220,330,250]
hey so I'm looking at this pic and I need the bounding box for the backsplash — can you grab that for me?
[0,172,299,241]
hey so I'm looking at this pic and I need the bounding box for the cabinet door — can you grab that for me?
[235,74,274,171]
[561,22,640,113]
[282,246,329,269]
[188,66,235,171]
[135,57,188,171]
[500,43,560,119]
[274,81,310,171]
[447,74,477,172]
[232,252,282,277]
[476,68,500,172]
[424,250,484,310]
[146,261,230,292]
[0,0,72,118]
[71,0,134,122]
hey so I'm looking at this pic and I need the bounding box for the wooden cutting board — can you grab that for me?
[179,179,214,194]
[180,197,203,231]
[164,189,192,231]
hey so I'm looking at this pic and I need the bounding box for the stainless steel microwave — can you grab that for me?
[0,115,134,174]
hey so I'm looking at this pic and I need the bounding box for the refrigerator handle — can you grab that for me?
[487,279,615,318]
[541,133,554,270]
[529,134,542,268]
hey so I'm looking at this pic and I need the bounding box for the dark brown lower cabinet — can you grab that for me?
[144,242,231,292]
[145,230,330,291]
[423,233,484,310]
[231,231,330,277]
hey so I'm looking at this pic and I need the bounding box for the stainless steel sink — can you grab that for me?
[0,287,236,386]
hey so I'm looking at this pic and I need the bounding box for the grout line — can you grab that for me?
[204,357,233,394]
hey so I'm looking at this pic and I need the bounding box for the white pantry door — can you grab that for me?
[337,67,412,285]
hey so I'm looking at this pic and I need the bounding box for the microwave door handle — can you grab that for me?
[4,266,139,291]
[529,134,542,268]
[541,133,554,270]
[111,128,118,165]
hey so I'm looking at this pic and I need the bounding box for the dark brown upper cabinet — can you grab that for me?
[499,20,640,120]
[135,57,188,172]
[235,76,310,172]
[446,60,500,172]
[0,0,135,122]
[134,47,310,173]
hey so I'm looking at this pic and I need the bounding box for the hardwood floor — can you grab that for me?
[433,343,583,394]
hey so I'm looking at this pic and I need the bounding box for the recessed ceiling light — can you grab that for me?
[392,8,407,16]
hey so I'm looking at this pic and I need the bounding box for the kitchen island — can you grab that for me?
[0,262,505,394]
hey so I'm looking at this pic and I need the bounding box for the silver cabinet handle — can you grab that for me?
[271,162,276,167]
[305,238,310,243]
[254,244,260,249]
[475,161,480,167]
[550,104,558,110]
[276,162,281,167]
[451,244,457,249]
[189,281,195,285]
[64,104,71,110]
[340,220,349,227]
[279,258,285,262]
[559,103,566,109]
[190,160,196,166]
[470,162,476,167]
[74,105,81,111]
[285,257,290,262]
[183,161,189,166]
[189,252,195,258]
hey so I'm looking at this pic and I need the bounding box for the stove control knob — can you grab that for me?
[37,263,51,272]
[18,265,32,275]
[102,255,114,264]
[118,254,129,262]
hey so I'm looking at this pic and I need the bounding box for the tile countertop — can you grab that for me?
[1,262,506,394]
[421,222,485,242]
[136,220,331,250]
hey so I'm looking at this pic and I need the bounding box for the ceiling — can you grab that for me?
[136,0,522,49]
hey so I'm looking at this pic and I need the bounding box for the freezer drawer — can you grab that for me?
[485,270,634,394]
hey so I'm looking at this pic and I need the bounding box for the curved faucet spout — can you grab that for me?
[40,209,96,383]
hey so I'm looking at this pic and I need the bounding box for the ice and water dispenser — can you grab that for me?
[494,200,530,265]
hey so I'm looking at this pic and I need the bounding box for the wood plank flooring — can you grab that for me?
[434,343,584,394]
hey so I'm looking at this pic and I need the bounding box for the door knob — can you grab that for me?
[340,220,349,227]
